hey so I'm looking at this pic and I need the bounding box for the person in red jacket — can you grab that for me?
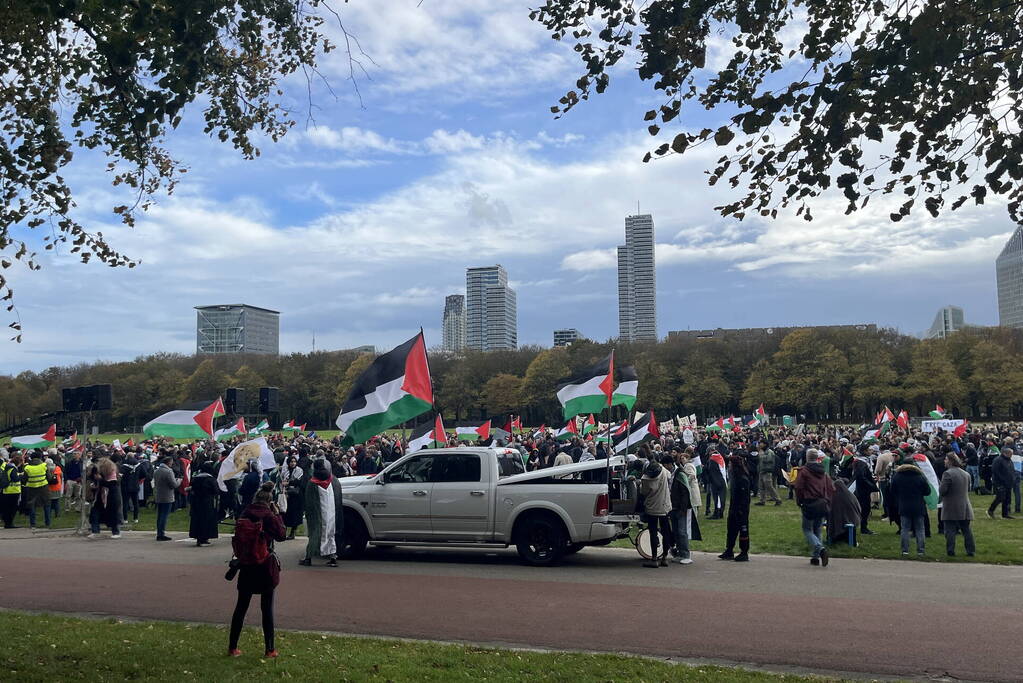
[794,449,836,567]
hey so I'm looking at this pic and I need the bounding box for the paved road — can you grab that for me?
[2,530,1021,681]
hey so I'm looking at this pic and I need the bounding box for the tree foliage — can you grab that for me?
[1,1,340,335]
[530,0,1023,225]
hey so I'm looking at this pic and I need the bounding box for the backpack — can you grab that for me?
[232,516,271,566]
[0,464,10,490]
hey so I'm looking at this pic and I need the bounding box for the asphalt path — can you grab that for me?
[2,530,1021,681]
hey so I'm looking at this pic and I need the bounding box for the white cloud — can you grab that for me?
[303,125,409,154]
[424,129,485,154]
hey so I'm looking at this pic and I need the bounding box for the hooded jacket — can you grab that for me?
[640,463,672,516]
[794,462,835,505]
[890,463,930,519]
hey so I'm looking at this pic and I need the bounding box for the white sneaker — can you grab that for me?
[111,534,121,539]
[678,557,693,565]
[85,533,96,539]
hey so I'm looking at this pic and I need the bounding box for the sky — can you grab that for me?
[3,0,1017,374]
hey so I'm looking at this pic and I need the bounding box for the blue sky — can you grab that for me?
[3,0,1016,373]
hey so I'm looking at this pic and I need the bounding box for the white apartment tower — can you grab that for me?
[466,265,517,351]
[617,214,657,342]
[442,294,466,352]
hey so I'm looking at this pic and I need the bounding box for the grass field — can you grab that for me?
[0,611,834,682]
[614,491,1023,564]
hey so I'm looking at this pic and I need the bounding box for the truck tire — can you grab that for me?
[515,514,567,566]
[339,509,369,558]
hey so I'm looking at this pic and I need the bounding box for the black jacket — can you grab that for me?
[992,455,1015,489]
[890,464,930,518]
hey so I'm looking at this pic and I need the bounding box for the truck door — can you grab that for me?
[370,453,434,539]
[429,453,492,540]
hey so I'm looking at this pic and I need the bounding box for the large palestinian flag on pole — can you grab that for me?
[556,352,614,420]
[610,365,638,411]
[612,411,660,454]
[10,424,57,450]
[409,414,446,452]
[337,331,433,447]
[553,419,579,442]
[143,398,225,439]
[455,420,491,442]
[214,418,247,442]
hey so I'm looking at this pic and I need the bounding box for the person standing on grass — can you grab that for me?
[228,482,286,658]
[939,453,975,557]
[1,454,24,528]
[987,447,1015,520]
[153,456,181,541]
[718,453,752,562]
[794,448,835,567]
[890,456,930,557]
[755,443,781,506]
[852,447,879,536]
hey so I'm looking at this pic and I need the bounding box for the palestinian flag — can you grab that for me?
[610,365,638,411]
[912,453,941,510]
[248,419,270,436]
[282,419,305,433]
[755,403,768,423]
[337,331,433,447]
[878,406,895,425]
[553,419,579,442]
[860,421,890,442]
[953,420,969,438]
[896,410,910,429]
[531,424,547,439]
[62,431,78,447]
[709,452,728,484]
[595,419,628,443]
[929,404,946,419]
[215,418,247,442]
[11,424,57,450]
[746,416,760,428]
[612,411,660,454]
[455,420,491,442]
[409,415,446,452]
[582,414,597,436]
[556,352,614,420]
[143,398,225,439]
[709,416,736,431]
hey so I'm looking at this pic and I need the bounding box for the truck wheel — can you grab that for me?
[515,515,567,566]
[339,510,369,558]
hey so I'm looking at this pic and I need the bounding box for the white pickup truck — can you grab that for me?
[338,447,622,565]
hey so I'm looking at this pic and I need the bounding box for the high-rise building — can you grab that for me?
[997,226,1023,327]
[617,213,657,342]
[926,306,965,339]
[442,294,466,352]
[553,328,582,347]
[466,265,517,351]
[195,304,279,355]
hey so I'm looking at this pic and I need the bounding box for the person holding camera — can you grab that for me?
[227,482,286,658]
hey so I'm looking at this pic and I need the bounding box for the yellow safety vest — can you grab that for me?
[23,461,48,489]
[1,463,21,495]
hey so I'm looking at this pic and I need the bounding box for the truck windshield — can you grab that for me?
[497,451,526,478]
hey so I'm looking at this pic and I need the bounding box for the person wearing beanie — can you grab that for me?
[719,453,752,562]
[639,459,672,568]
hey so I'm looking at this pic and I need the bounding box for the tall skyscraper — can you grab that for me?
[442,294,466,352]
[195,304,280,355]
[617,213,657,342]
[997,226,1023,327]
[466,265,517,351]
[926,305,965,339]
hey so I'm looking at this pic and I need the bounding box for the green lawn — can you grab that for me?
[616,491,1023,564]
[0,611,836,682]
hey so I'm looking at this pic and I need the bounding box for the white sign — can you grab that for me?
[682,428,695,445]
[920,419,964,433]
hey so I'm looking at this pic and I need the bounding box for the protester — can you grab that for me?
[755,443,781,506]
[154,456,181,541]
[300,458,344,567]
[228,482,286,658]
[988,447,1015,519]
[1,454,24,528]
[668,451,701,564]
[639,458,672,568]
[188,462,220,547]
[22,451,52,529]
[794,448,835,566]
[939,453,975,557]
[890,454,931,557]
[279,455,305,540]
[718,453,751,562]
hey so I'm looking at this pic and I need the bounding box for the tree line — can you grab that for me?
[4,325,1023,432]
